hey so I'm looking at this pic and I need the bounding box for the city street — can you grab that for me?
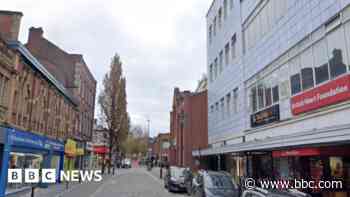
[17,167,186,197]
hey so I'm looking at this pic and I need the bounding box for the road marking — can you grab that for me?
[144,169,163,185]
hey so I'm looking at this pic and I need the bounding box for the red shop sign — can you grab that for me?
[93,146,109,154]
[273,148,321,157]
[291,74,350,115]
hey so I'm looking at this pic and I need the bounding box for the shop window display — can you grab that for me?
[7,152,43,191]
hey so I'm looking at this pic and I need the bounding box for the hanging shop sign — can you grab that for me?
[250,104,280,127]
[291,74,350,115]
[65,139,77,157]
[76,148,84,156]
[93,146,109,154]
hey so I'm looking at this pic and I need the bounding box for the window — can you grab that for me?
[272,86,279,103]
[209,64,213,82]
[224,0,228,20]
[265,87,272,107]
[231,34,237,60]
[214,58,218,78]
[290,56,302,95]
[300,48,314,90]
[313,39,329,84]
[219,51,224,73]
[209,25,213,44]
[0,74,9,106]
[233,88,238,113]
[250,87,257,112]
[345,22,350,71]
[218,8,222,28]
[213,17,217,36]
[226,93,231,117]
[230,0,233,10]
[327,27,348,79]
[220,98,225,120]
[225,43,230,66]
[257,84,264,110]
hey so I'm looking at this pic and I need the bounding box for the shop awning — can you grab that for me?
[193,123,350,156]
[93,146,109,154]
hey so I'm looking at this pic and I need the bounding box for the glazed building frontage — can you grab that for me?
[202,1,350,197]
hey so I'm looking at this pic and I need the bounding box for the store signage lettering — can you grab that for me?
[251,104,280,127]
[291,74,350,115]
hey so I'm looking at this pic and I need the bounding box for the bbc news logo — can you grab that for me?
[8,169,103,183]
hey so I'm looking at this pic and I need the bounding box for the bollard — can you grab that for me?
[66,180,69,190]
[160,167,163,179]
[112,167,115,175]
[31,187,35,197]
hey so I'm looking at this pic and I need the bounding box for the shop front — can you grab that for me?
[64,139,77,171]
[0,126,64,197]
[272,146,350,197]
[91,145,109,170]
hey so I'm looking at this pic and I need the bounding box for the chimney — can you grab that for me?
[28,27,44,43]
[0,10,23,41]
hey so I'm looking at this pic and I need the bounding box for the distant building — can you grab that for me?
[151,132,170,163]
[169,87,208,170]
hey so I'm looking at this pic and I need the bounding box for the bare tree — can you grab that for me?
[98,54,129,174]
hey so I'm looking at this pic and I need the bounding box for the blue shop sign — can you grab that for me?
[6,128,64,152]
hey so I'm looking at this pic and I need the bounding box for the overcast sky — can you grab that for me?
[3,0,211,137]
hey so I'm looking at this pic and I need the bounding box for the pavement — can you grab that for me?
[10,167,186,197]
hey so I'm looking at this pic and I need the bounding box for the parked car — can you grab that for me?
[192,170,239,197]
[122,158,132,168]
[164,166,187,192]
[241,187,312,197]
[183,168,194,195]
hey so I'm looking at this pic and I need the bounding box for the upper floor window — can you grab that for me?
[214,58,218,78]
[209,25,213,44]
[218,8,223,28]
[230,0,234,10]
[327,26,348,79]
[233,88,238,113]
[231,34,237,60]
[226,93,231,117]
[213,17,217,36]
[225,43,230,66]
[223,0,228,20]
[219,51,224,73]
[209,64,213,82]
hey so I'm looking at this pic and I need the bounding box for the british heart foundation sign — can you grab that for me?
[291,74,350,115]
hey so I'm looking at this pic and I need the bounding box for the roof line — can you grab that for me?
[8,41,78,106]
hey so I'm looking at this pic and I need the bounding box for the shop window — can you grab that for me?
[7,152,43,191]
[327,27,348,79]
[257,84,264,110]
[313,39,330,85]
[272,85,279,103]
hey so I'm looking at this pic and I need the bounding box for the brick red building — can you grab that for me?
[169,87,208,170]
[151,133,170,163]
[25,27,97,143]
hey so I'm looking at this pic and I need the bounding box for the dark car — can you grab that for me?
[241,187,312,197]
[183,168,194,195]
[164,166,187,192]
[192,171,239,197]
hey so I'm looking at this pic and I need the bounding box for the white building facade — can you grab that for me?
[201,0,350,194]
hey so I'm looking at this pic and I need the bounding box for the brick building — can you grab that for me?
[25,27,97,142]
[0,10,77,195]
[169,87,208,170]
[151,132,170,163]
